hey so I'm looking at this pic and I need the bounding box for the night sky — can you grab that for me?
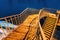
[0,0,60,17]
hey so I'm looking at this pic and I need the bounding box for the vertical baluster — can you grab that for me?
[14,16,17,25]
[4,18,10,30]
[10,17,15,30]
[17,15,20,25]
[0,25,6,36]
[10,17,13,24]
[12,18,14,24]
[16,15,18,25]
[16,16,18,25]
[19,15,21,24]
[20,14,22,23]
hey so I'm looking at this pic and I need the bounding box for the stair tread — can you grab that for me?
[42,17,57,40]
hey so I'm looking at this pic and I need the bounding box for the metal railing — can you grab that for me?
[0,8,39,36]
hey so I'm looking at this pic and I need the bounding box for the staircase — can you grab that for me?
[2,14,38,40]
[42,16,58,40]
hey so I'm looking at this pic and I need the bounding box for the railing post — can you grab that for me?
[4,18,10,30]
[0,25,6,36]
[10,17,13,24]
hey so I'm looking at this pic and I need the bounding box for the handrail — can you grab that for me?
[38,9,46,40]
[39,22,46,40]
[0,8,29,20]
[50,10,59,40]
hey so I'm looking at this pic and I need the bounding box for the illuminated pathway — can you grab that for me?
[2,14,39,40]
[2,9,59,40]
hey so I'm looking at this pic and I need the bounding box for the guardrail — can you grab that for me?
[0,8,39,36]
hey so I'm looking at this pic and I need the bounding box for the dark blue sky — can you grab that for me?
[0,0,60,17]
